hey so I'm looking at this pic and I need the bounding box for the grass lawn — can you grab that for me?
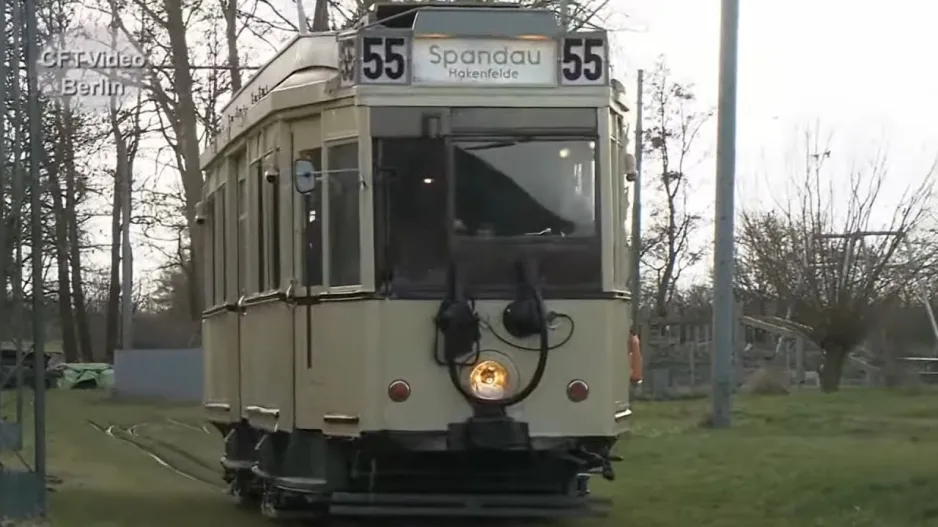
[4,388,938,526]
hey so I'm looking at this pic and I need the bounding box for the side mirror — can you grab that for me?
[294,159,317,193]
[194,200,206,225]
[623,153,637,182]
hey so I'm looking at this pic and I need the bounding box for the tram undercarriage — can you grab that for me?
[217,422,618,519]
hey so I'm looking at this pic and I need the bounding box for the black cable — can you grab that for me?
[479,312,575,351]
[433,259,553,409]
[494,277,550,406]
[432,312,482,367]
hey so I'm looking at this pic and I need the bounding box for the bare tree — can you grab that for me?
[104,0,229,319]
[220,0,243,91]
[104,88,145,360]
[641,57,713,316]
[736,126,938,392]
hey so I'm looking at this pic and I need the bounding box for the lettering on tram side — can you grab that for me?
[337,36,358,86]
[412,38,556,86]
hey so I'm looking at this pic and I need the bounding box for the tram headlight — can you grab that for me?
[467,360,510,400]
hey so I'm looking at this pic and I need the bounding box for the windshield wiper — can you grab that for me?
[524,228,553,236]
[464,138,533,151]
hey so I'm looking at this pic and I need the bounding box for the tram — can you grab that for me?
[198,2,636,520]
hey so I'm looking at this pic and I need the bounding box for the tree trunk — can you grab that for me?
[106,83,134,361]
[62,108,93,362]
[48,110,77,362]
[221,0,242,92]
[312,0,329,30]
[105,172,122,362]
[164,0,204,319]
[819,347,847,392]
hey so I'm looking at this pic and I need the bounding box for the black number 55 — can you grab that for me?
[562,37,605,83]
[362,36,406,82]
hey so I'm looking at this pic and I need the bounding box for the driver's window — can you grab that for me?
[326,142,361,287]
[298,148,323,286]
[378,138,447,289]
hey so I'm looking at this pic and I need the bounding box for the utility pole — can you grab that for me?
[11,0,24,440]
[0,0,7,352]
[630,69,644,326]
[24,0,48,514]
[710,0,740,428]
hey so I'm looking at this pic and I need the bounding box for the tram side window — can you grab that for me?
[267,155,281,290]
[238,177,248,295]
[326,142,360,287]
[253,156,281,292]
[253,161,265,293]
[204,195,215,307]
[213,187,227,304]
[301,148,323,286]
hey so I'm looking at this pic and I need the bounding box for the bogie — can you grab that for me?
[216,422,613,518]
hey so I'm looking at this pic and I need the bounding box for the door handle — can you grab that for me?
[236,295,247,315]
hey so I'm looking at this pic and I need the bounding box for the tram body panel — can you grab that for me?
[240,300,295,431]
[375,299,626,438]
[296,300,371,434]
[609,297,632,434]
[202,312,239,422]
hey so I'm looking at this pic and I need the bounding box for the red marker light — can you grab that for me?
[566,380,589,402]
[388,380,411,402]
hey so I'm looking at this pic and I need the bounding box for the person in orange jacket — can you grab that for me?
[629,327,643,389]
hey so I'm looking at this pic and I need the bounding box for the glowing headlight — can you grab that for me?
[468,360,510,400]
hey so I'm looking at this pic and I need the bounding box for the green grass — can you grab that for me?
[590,388,938,527]
[5,388,938,526]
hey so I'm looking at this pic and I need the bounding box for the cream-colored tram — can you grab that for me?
[198,1,636,520]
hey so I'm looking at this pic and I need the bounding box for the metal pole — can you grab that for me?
[710,0,739,429]
[24,0,47,513]
[630,69,643,325]
[11,0,24,430]
[0,0,8,429]
[0,0,8,346]
[559,0,569,29]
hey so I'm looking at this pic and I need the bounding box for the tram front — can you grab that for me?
[307,3,635,517]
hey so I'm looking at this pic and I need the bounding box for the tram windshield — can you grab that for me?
[453,139,596,238]
[373,108,602,295]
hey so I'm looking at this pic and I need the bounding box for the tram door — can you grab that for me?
[234,161,248,419]
[292,118,325,425]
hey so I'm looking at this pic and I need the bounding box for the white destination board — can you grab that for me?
[412,38,557,86]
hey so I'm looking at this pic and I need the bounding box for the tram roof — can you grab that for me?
[203,3,629,168]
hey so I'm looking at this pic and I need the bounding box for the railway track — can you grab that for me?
[85,420,557,526]
[86,419,224,491]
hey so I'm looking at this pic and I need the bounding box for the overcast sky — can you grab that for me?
[614,0,938,279]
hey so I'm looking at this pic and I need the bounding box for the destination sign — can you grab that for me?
[336,31,608,88]
[412,38,556,86]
